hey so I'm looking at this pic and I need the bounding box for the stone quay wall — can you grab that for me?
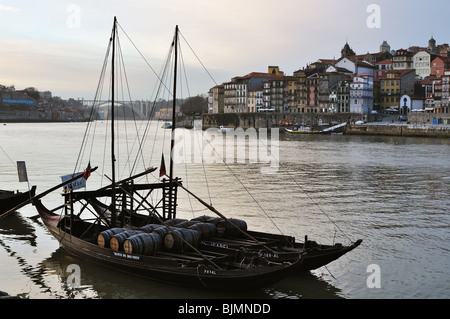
[202,112,358,129]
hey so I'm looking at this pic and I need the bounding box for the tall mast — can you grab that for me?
[111,16,117,226]
[169,25,178,182]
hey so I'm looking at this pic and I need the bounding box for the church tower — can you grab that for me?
[341,42,355,58]
[428,36,437,53]
[380,40,390,53]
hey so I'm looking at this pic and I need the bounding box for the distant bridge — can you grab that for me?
[81,99,153,119]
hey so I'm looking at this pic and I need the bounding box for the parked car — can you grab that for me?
[398,115,407,121]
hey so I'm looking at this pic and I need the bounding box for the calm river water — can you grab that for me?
[0,122,449,299]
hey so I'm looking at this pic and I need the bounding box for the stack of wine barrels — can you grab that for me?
[139,224,162,233]
[191,215,248,238]
[123,233,162,255]
[110,230,141,251]
[163,218,187,226]
[174,218,218,240]
[97,228,127,248]
[188,222,217,240]
[216,218,247,237]
[96,215,248,255]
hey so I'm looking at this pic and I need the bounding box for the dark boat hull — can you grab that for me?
[199,230,362,272]
[0,186,36,218]
[33,200,302,290]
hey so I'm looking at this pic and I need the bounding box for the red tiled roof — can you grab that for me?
[376,59,392,64]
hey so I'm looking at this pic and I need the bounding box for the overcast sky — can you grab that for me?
[1,0,449,100]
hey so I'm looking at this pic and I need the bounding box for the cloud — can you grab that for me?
[0,4,20,12]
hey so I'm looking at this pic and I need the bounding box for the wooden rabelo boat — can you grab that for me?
[0,186,36,219]
[32,18,303,290]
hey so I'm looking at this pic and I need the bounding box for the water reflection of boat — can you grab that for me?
[0,212,49,299]
[43,247,343,299]
[0,211,37,246]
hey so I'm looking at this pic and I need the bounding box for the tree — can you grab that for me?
[180,95,208,116]
[24,87,40,101]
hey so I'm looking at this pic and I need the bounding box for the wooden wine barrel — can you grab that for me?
[123,233,162,255]
[191,215,213,222]
[205,217,223,225]
[151,226,176,239]
[216,218,247,237]
[164,228,200,251]
[175,220,199,228]
[188,222,217,240]
[97,228,126,248]
[110,230,140,251]
[163,218,187,226]
[139,224,163,233]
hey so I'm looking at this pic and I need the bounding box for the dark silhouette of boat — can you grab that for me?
[32,17,303,290]
[0,186,36,219]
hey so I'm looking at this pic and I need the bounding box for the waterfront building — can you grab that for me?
[262,80,271,111]
[293,68,308,113]
[263,77,285,112]
[284,76,297,112]
[208,85,224,113]
[335,57,356,74]
[349,74,374,115]
[440,71,450,113]
[375,59,393,80]
[413,50,435,80]
[247,88,263,113]
[430,56,450,77]
[380,69,415,112]
[1,91,36,106]
[393,49,413,70]
[328,87,338,113]
[319,71,348,113]
[223,81,237,113]
[305,73,320,113]
[223,70,280,113]
[337,77,351,113]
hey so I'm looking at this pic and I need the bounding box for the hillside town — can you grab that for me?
[208,37,450,125]
[0,85,87,121]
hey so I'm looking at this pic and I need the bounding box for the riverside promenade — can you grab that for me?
[346,122,450,138]
[202,112,450,138]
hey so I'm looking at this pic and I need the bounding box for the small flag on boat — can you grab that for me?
[159,154,166,178]
[61,172,86,191]
[83,161,92,180]
[17,161,28,182]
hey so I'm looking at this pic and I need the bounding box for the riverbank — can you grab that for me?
[202,112,450,138]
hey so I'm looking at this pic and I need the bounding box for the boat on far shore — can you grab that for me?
[285,122,347,134]
[285,126,320,134]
